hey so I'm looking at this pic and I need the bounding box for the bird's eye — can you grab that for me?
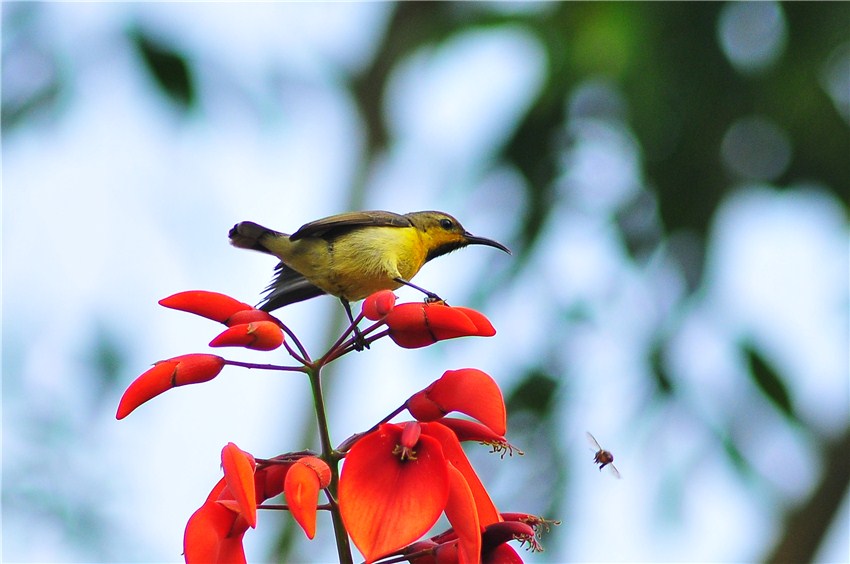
[440,218,454,230]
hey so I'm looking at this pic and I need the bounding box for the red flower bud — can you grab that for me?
[209,321,284,351]
[159,291,253,323]
[116,354,225,419]
[224,308,281,327]
[297,456,332,489]
[285,456,332,539]
[362,290,397,320]
[451,307,496,337]
[386,302,495,349]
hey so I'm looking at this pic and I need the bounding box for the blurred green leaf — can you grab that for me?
[506,368,559,417]
[743,343,796,421]
[129,27,195,110]
[649,343,675,396]
[89,322,126,393]
[720,430,754,478]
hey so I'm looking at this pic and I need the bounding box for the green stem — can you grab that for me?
[307,363,353,564]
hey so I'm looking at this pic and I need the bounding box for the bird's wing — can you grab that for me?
[258,262,327,311]
[289,210,412,241]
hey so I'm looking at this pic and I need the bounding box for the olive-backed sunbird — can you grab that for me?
[228,210,511,320]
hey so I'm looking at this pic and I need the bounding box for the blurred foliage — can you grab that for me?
[743,342,797,423]
[1,3,65,132]
[129,26,196,110]
[340,4,849,562]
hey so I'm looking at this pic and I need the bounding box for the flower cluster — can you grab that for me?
[117,290,556,562]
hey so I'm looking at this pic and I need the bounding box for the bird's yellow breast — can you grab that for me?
[274,226,428,301]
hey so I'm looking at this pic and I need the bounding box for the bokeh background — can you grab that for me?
[3,3,848,562]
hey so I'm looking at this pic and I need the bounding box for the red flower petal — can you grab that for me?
[209,321,284,351]
[184,500,245,564]
[362,290,397,320]
[406,391,444,422]
[481,521,536,552]
[402,540,439,563]
[340,424,450,562]
[285,460,323,539]
[212,536,249,564]
[184,478,249,564]
[420,422,500,528]
[444,463,481,564]
[255,462,291,501]
[221,443,257,528]
[436,418,503,443]
[160,291,253,323]
[433,540,460,563]
[436,418,520,457]
[451,307,496,337]
[116,354,225,419]
[297,456,332,489]
[406,369,506,436]
[170,354,228,386]
[483,543,523,564]
[224,308,282,327]
[386,302,478,349]
[422,304,479,341]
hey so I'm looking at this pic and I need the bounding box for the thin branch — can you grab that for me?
[224,359,307,372]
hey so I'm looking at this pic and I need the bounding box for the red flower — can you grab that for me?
[385,302,496,349]
[339,420,502,563]
[185,451,324,563]
[418,422,501,528]
[159,290,281,327]
[223,308,281,327]
[159,291,254,324]
[221,443,257,528]
[362,290,397,320]
[285,456,331,539]
[209,321,284,351]
[116,354,225,419]
[184,484,248,564]
[399,520,539,564]
[443,464,480,564]
[406,368,507,436]
[339,423,450,562]
[437,418,522,458]
[481,521,539,556]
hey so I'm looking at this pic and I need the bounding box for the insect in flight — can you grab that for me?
[586,432,621,479]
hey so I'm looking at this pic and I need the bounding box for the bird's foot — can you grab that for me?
[352,325,370,352]
[424,292,445,305]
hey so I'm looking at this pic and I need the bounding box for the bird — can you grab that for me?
[229,210,511,333]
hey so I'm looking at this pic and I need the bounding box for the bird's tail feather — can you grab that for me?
[229,221,285,254]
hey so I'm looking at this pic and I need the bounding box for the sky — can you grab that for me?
[3,3,848,563]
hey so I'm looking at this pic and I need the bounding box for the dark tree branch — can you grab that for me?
[765,425,850,564]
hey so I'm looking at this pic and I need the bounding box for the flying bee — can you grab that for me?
[586,432,621,479]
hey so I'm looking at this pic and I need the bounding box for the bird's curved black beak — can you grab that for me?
[464,233,512,255]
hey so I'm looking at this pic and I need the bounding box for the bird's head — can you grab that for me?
[406,211,511,262]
